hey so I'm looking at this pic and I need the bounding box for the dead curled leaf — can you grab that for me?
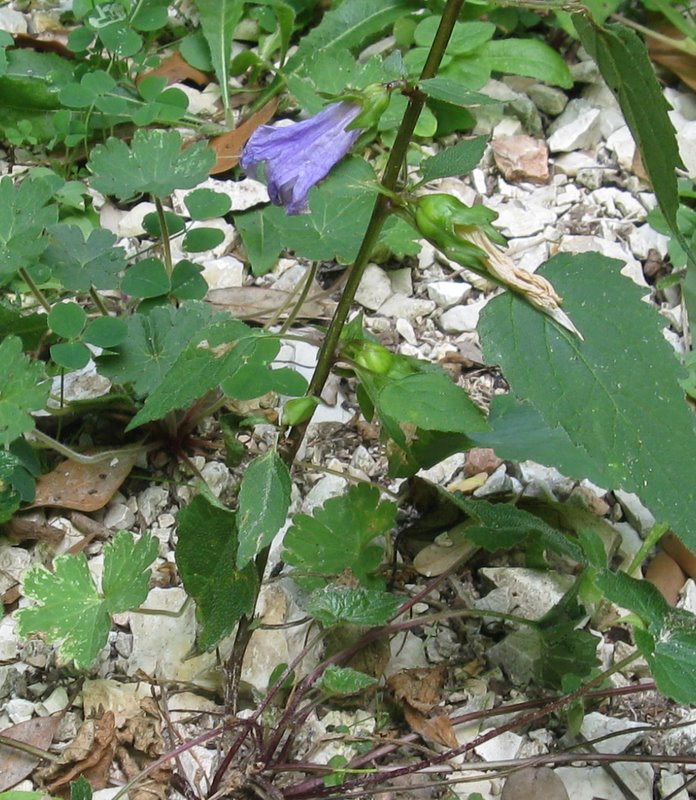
[140,51,209,87]
[206,285,336,322]
[208,98,278,174]
[387,666,458,748]
[645,550,686,605]
[647,25,696,92]
[29,451,138,512]
[0,715,61,792]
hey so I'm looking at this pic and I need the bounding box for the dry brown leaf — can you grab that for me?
[115,709,171,800]
[207,285,336,321]
[29,451,138,512]
[208,99,278,174]
[402,706,458,749]
[647,26,696,92]
[38,712,117,795]
[646,550,686,605]
[140,51,209,87]
[0,716,61,791]
[501,766,569,800]
[13,33,74,59]
[661,532,696,581]
[388,666,448,713]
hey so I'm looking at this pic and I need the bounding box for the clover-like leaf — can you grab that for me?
[0,337,50,446]
[88,129,216,200]
[15,532,157,669]
[283,484,396,589]
[41,225,126,291]
[176,494,258,651]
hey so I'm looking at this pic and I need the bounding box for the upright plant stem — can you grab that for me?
[154,196,174,277]
[222,0,466,743]
[281,0,466,467]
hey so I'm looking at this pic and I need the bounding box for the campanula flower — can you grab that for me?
[240,101,363,215]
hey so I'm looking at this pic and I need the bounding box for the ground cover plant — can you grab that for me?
[2,0,696,798]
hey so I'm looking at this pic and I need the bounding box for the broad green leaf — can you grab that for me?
[414,17,495,55]
[596,569,696,703]
[131,0,169,31]
[83,317,128,348]
[48,302,86,339]
[176,494,258,651]
[446,494,583,562]
[479,252,696,549]
[193,0,244,117]
[237,450,292,568]
[378,372,489,435]
[0,450,22,524]
[470,395,610,485]
[15,532,157,669]
[88,129,215,200]
[50,342,91,371]
[185,188,232,220]
[98,21,142,57]
[142,210,186,237]
[307,585,402,626]
[235,157,376,274]
[420,136,488,183]
[171,260,208,301]
[286,0,419,73]
[126,322,271,429]
[41,225,126,291]
[0,337,50,446]
[419,78,498,108]
[0,176,58,284]
[182,227,226,252]
[475,38,573,88]
[319,665,378,696]
[96,303,214,397]
[283,484,396,589]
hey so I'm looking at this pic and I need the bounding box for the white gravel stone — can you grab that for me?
[0,617,18,662]
[580,712,646,754]
[202,255,244,290]
[0,7,28,32]
[388,268,413,295]
[396,317,417,345]
[302,474,348,514]
[427,280,472,308]
[528,83,568,115]
[171,218,234,261]
[629,225,670,259]
[659,772,689,800]
[614,490,656,535]
[200,461,231,498]
[490,200,557,237]
[116,202,157,238]
[553,151,600,177]
[355,264,393,311]
[557,235,646,287]
[378,293,436,321]
[103,501,136,531]
[474,464,513,497]
[0,546,33,596]
[605,125,636,171]
[547,99,603,152]
[666,87,696,120]
[582,83,625,138]
[137,486,170,526]
[35,686,69,717]
[439,299,486,333]
[556,763,653,800]
[675,120,696,179]
[480,567,575,619]
[474,730,523,761]
[6,698,35,723]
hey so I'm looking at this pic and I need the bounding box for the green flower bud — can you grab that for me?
[282,396,319,426]
[342,340,397,375]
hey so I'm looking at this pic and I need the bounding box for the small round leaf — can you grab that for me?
[185,189,232,220]
[171,259,208,300]
[121,258,171,298]
[48,302,86,339]
[84,316,128,348]
[50,341,91,370]
[138,74,168,101]
[182,227,226,253]
[142,210,185,237]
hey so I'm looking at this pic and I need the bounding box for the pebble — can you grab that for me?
[0,7,27,32]
[675,120,696,179]
[35,686,69,717]
[355,264,392,311]
[427,280,472,308]
[489,199,556,237]
[388,268,413,295]
[0,616,18,662]
[659,772,689,800]
[614,490,656,535]
[547,99,603,152]
[137,486,170,526]
[480,567,575,619]
[395,317,417,345]
[439,300,486,334]
[582,83,625,138]
[556,763,653,800]
[528,83,569,115]
[473,463,514,497]
[605,125,636,171]
[202,255,244,290]
[492,135,549,184]
[6,697,35,724]
[104,501,136,531]
[116,202,157,238]
[378,294,435,321]
[302,474,348,514]
[200,461,231,498]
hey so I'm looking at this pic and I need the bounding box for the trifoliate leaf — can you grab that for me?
[88,129,216,200]
[15,532,157,669]
[176,494,258,651]
[319,665,378,696]
[0,337,50,446]
[0,176,58,284]
[283,484,396,589]
[47,302,86,339]
[41,225,126,291]
[185,188,232,220]
[307,585,402,627]
[237,451,292,568]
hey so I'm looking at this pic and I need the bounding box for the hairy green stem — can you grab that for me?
[90,286,109,316]
[31,429,150,463]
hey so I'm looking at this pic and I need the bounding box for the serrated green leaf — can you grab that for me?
[0,176,58,284]
[307,585,402,626]
[475,38,573,88]
[447,494,583,562]
[88,129,215,200]
[126,321,263,429]
[176,494,258,651]
[419,77,498,107]
[283,484,395,589]
[420,136,488,183]
[185,188,232,220]
[414,17,495,55]
[237,451,292,568]
[0,337,50,446]
[102,532,159,613]
[96,303,214,397]
[319,665,378,696]
[235,157,376,274]
[15,532,156,669]
[286,0,418,73]
[41,225,126,291]
[0,450,22,523]
[193,0,244,116]
[479,252,696,549]
[535,599,600,688]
